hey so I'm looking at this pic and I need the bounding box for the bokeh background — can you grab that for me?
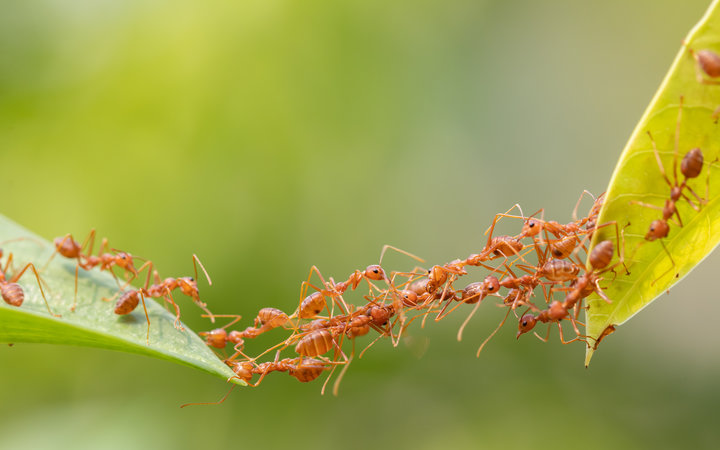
[1,0,719,449]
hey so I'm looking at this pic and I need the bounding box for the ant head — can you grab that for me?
[205,328,228,348]
[645,220,669,241]
[228,361,254,382]
[427,265,448,287]
[517,314,537,338]
[399,290,418,307]
[114,252,135,271]
[522,219,542,237]
[364,265,386,281]
[484,275,500,293]
[178,277,199,298]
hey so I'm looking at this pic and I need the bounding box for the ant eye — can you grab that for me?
[529,222,535,228]
[189,277,195,282]
[373,269,379,274]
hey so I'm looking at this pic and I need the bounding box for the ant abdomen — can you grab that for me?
[550,235,578,259]
[695,49,720,78]
[289,358,327,383]
[589,240,614,270]
[368,305,393,326]
[1,283,24,307]
[204,328,228,349]
[540,259,579,282]
[114,290,141,315]
[53,236,82,259]
[461,282,485,304]
[299,292,326,319]
[257,307,289,328]
[295,329,335,357]
[681,147,704,179]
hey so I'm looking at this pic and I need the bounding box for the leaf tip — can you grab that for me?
[584,347,595,367]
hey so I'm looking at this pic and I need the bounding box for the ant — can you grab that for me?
[113,254,214,343]
[684,43,720,121]
[202,308,291,350]
[180,357,333,407]
[0,249,58,317]
[296,245,423,321]
[687,45,720,84]
[44,230,145,311]
[631,98,708,283]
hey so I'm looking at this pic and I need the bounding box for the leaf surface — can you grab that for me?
[585,0,720,365]
[0,214,242,384]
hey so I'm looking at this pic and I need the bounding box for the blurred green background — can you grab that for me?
[1,0,719,449]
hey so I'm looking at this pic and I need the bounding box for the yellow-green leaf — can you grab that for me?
[585,0,720,365]
[0,214,242,384]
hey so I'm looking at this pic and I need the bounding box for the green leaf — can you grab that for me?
[0,214,242,384]
[585,0,720,365]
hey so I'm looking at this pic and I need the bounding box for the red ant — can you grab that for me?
[631,98,708,283]
[684,44,720,121]
[0,249,58,317]
[44,230,144,311]
[180,357,334,407]
[113,254,214,343]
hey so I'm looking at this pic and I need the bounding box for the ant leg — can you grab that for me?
[79,229,97,257]
[137,290,150,345]
[301,266,348,315]
[572,190,597,222]
[180,385,237,408]
[682,184,704,210]
[476,308,512,357]
[647,131,674,189]
[557,322,579,345]
[483,204,525,245]
[332,341,355,396]
[320,334,350,395]
[73,263,80,311]
[672,97,684,184]
[591,278,613,304]
[162,288,184,332]
[358,329,388,359]
[203,314,243,329]
[650,240,677,286]
[457,298,484,341]
[11,262,60,317]
[103,260,154,303]
[532,324,551,343]
[378,244,425,265]
[41,234,74,271]
[192,254,213,286]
